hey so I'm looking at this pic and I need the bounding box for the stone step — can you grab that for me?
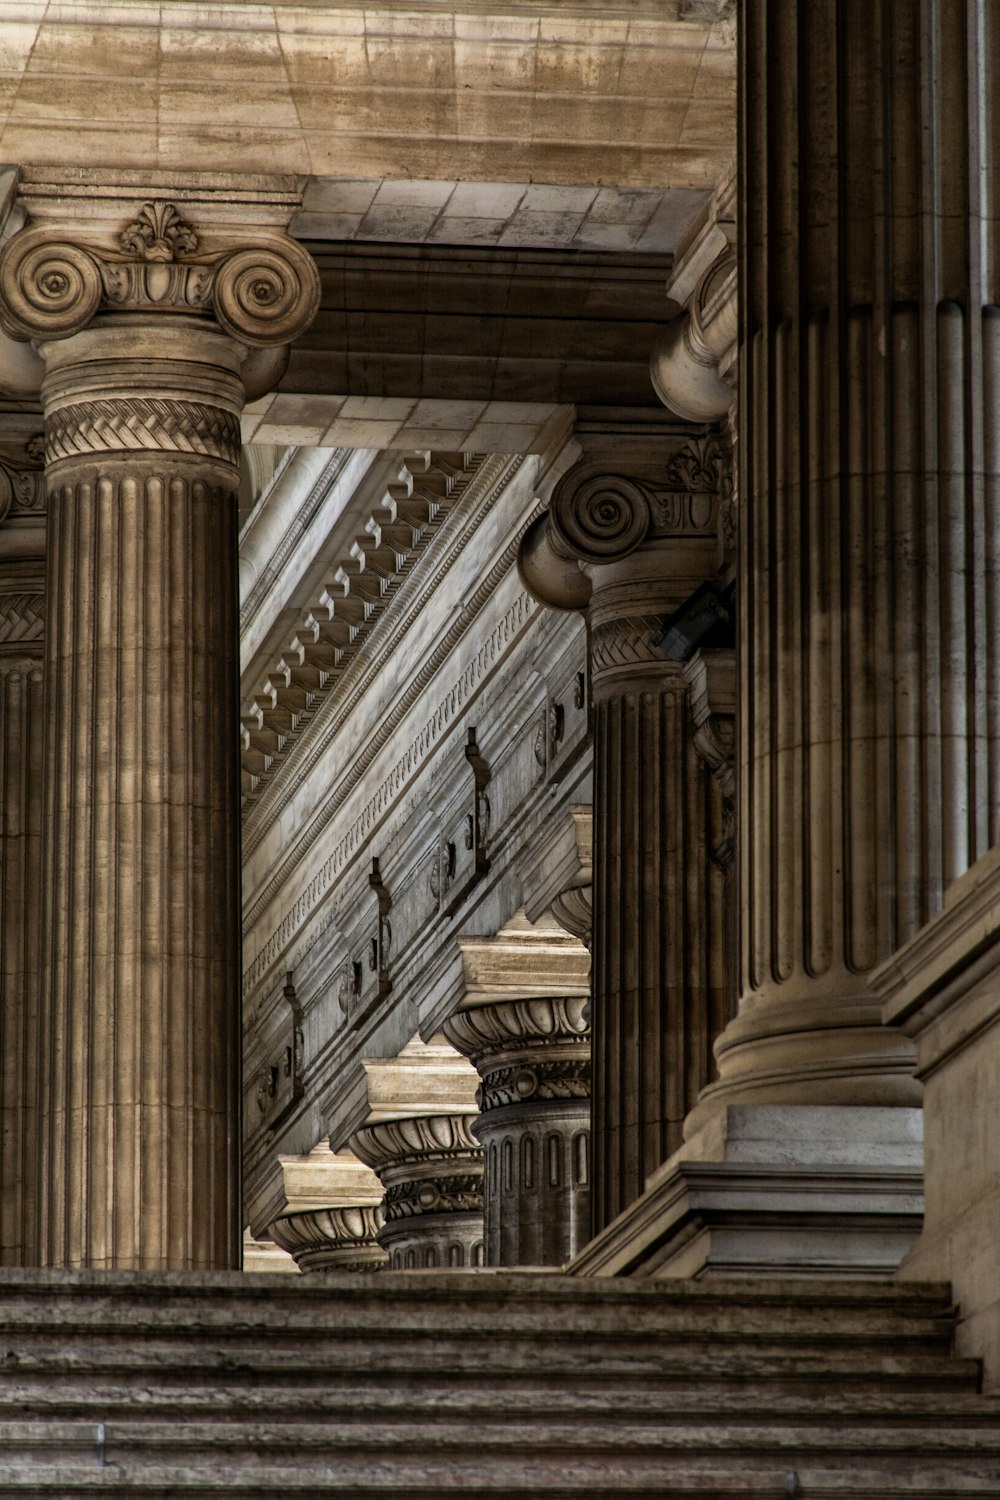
[1,1415,1000,1458]
[0,1375,989,1418]
[0,1457,999,1497]
[0,1270,994,1495]
[0,1270,961,1344]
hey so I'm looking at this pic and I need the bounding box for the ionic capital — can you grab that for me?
[444,997,590,1116]
[269,1205,388,1274]
[0,176,319,398]
[519,430,731,617]
[651,174,737,423]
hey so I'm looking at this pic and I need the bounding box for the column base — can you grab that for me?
[569,1105,923,1280]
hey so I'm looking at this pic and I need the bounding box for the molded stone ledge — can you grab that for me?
[569,1105,923,1281]
[874,842,1000,1391]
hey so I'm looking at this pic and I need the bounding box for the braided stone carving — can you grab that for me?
[0,593,45,645]
[45,398,242,467]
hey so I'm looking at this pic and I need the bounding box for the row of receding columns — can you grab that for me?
[262,918,593,1273]
[1,0,996,1273]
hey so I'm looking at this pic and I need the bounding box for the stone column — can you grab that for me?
[575,2,998,1279]
[0,178,319,1268]
[519,424,732,1230]
[249,1143,387,1276]
[336,1035,485,1270]
[445,997,590,1266]
[0,479,45,1264]
[695,0,999,1124]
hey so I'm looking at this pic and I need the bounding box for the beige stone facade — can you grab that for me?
[0,0,999,1491]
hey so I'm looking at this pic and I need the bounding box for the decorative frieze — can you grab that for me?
[241,452,488,803]
[241,586,537,998]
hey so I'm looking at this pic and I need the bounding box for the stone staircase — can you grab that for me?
[0,1270,996,1496]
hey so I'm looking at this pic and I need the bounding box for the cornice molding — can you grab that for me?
[239,449,353,636]
[242,582,538,998]
[241,450,486,806]
[242,450,524,846]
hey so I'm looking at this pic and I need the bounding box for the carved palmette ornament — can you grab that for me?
[0,203,320,348]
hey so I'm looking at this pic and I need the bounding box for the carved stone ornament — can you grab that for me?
[44,398,242,468]
[0,455,45,522]
[443,997,591,1114]
[519,437,730,612]
[351,1113,481,1174]
[548,465,653,565]
[0,203,321,348]
[269,1204,388,1274]
[350,1114,484,1227]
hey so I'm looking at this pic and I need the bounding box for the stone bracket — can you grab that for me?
[254,972,305,1134]
[368,855,393,1004]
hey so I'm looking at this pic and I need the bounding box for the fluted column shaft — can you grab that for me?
[518,433,732,1231]
[0,645,44,1264]
[696,0,1000,1121]
[37,322,243,1269]
[589,579,728,1226]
